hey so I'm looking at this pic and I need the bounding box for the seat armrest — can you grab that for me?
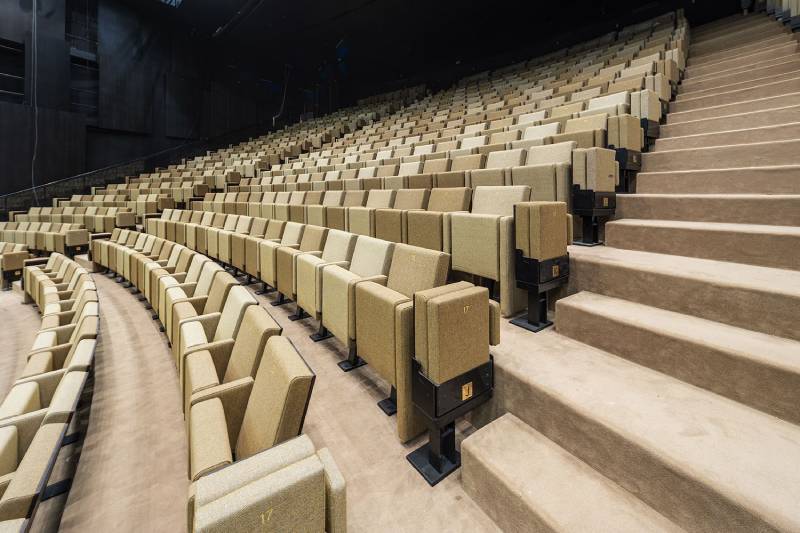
[181,312,222,341]
[90,233,113,241]
[189,377,255,447]
[183,339,236,382]
[23,258,49,267]
[15,369,67,406]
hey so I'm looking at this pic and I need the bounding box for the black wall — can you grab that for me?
[0,0,279,197]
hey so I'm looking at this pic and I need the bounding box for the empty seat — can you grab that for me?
[187,336,314,481]
[405,187,472,251]
[354,244,450,441]
[294,230,358,322]
[275,226,329,303]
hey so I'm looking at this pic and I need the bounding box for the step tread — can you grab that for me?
[608,218,800,237]
[643,137,800,156]
[462,413,684,533]
[667,93,800,123]
[662,104,800,133]
[493,327,800,531]
[655,122,800,147]
[678,71,800,100]
[559,291,800,377]
[622,193,800,200]
[567,245,800,296]
[638,163,800,176]
[675,76,800,106]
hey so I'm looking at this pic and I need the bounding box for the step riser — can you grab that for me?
[661,105,800,138]
[641,141,800,172]
[670,78,800,113]
[555,301,800,425]
[688,34,794,66]
[686,41,798,79]
[605,222,800,271]
[568,254,800,340]
[677,70,800,102]
[680,59,800,94]
[654,123,800,151]
[637,167,800,194]
[482,357,781,532]
[616,195,800,226]
[667,93,800,125]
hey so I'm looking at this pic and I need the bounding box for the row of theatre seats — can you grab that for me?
[0,254,99,530]
[10,207,136,233]
[89,230,347,532]
[134,198,591,447]
[154,182,570,318]
[0,222,90,258]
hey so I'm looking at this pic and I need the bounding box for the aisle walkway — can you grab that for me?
[58,273,188,532]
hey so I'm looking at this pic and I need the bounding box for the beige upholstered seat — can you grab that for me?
[187,336,314,481]
[354,244,450,441]
[274,225,328,302]
[450,186,531,318]
[182,305,281,412]
[191,435,345,533]
[257,222,304,289]
[321,236,394,353]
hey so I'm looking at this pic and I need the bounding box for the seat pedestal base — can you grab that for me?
[407,439,460,487]
[271,293,291,306]
[512,252,569,333]
[378,387,397,416]
[288,305,309,321]
[338,347,366,372]
[310,324,333,342]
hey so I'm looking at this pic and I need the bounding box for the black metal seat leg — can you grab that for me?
[288,304,309,321]
[310,323,334,342]
[511,288,553,332]
[338,344,366,372]
[378,386,397,416]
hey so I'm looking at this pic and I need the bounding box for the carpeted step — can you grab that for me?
[677,69,800,102]
[486,326,800,532]
[604,219,800,271]
[641,139,800,172]
[682,52,800,89]
[666,93,800,125]
[686,40,798,79]
[567,245,800,340]
[670,77,800,113]
[636,166,800,194]
[660,105,800,138]
[461,413,682,533]
[690,21,789,58]
[555,291,800,424]
[680,58,800,94]
[686,30,792,67]
[654,122,800,150]
[615,194,800,226]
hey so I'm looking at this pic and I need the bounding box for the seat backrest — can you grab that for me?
[365,189,395,208]
[185,255,210,285]
[280,222,304,245]
[451,154,485,171]
[348,236,394,278]
[222,215,239,231]
[223,305,282,383]
[195,262,225,298]
[298,225,328,253]
[320,229,357,263]
[386,244,450,298]
[427,187,471,212]
[471,186,531,217]
[392,189,429,210]
[214,285,258,341]
[422,158,449,173]
[397,161,423,176]
[339,191,366,207]
[523,122,561,140]
[202,270,236,314]
[564,113,608,133]
[485,149,526,169]
[526,141,576,166]
[235,336,315,459]
[321,191,344,206]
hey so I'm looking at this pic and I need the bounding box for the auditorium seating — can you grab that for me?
[0,243,28,290]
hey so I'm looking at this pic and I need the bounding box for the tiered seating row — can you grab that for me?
[90,230,346,532]
[0,254,99,529]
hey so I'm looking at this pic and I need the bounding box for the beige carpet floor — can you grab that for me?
[5,264,508,532]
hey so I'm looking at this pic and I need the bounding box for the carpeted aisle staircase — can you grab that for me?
[460,13,800,532]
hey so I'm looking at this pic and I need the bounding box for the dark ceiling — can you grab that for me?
[130,0,740,101]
